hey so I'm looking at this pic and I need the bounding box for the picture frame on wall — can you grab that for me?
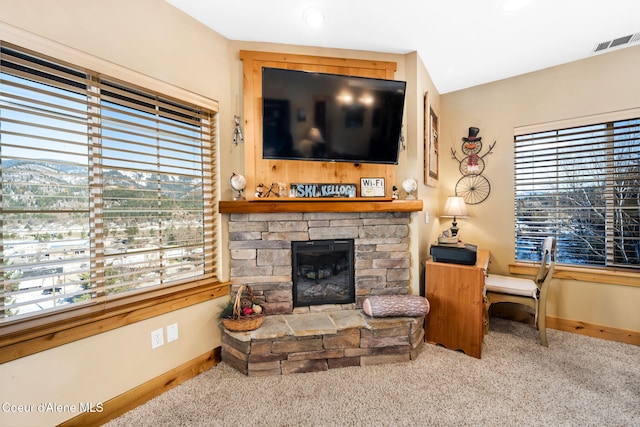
[424,92,439,186]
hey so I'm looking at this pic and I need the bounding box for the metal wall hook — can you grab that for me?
[233,115,244,145]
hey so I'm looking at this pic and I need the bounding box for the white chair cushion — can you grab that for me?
[485,274,538,298]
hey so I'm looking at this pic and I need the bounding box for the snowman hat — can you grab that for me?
[463,127,481,142]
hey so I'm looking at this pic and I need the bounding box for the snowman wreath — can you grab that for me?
[450,127,495,205]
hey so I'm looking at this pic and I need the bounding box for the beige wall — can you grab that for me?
[441,45,640,331]
[0,302,222,426]
[404,52,443,294]
[0,1,232,425]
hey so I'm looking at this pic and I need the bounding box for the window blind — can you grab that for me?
[0,42,218,321]
[514,118,639,269]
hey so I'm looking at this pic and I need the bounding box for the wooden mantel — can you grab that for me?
[218,199,423,214]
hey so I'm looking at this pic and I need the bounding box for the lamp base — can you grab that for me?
[438,235,459,244]
[450,217,459,236]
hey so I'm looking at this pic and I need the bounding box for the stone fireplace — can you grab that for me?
[220,200,424,375]
[228,210,412,314]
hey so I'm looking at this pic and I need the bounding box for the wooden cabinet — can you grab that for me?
[424,250,490,359]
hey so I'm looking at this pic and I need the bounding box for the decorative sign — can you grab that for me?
[360,178,385,197]
[290,183,357,198]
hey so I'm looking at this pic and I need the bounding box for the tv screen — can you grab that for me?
[262,67,406,165]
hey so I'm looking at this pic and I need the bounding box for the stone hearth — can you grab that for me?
[221,310,425,376]
[228,211,412,314]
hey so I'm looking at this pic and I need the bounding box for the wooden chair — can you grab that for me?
[484,237,556,347]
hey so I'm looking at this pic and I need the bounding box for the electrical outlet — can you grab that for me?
[167,323,179,343]
[151,328,164,349]
[425,212,429,224]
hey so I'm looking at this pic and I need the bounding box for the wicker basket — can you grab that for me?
[221,285,264,332]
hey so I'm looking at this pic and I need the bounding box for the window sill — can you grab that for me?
[0,279,229,364]
[509,264,639,287]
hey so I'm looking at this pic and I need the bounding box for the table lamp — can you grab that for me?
[441,196,469,237]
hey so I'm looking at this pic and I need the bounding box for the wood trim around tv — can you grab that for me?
[239,50,399,200]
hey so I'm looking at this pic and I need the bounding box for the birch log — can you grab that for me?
[363,295,429,317]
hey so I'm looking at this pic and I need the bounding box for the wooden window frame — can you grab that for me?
[0,24,224,363]
[513,110,640,273]
[0,279,229,363]
[509,262,639,287]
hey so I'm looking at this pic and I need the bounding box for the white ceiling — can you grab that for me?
[166,0,640,94]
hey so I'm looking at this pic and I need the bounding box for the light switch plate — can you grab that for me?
[167,323,179,343]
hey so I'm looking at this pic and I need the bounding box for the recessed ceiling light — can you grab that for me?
[503,0,532,11]
[302,7,324,28]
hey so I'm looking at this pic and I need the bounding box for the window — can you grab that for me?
[1,43,218,323]
[514,116,639,270]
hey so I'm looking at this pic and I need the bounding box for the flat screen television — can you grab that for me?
[262,67,406,165]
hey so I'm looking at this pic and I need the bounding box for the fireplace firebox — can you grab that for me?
[292,239,355,307]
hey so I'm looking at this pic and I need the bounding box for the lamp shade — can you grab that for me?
[442,196,469,218]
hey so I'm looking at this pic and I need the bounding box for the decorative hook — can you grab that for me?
[233,115,244,145]
[399,126,406,151]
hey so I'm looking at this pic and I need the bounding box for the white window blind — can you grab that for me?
[0,42,218,321]
[514,117,639,269]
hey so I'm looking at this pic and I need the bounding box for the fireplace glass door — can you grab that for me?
[292,239,355,307]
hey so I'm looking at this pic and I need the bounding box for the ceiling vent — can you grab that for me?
[592,32,640,54]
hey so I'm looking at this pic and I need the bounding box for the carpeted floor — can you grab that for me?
[106,318,640,427]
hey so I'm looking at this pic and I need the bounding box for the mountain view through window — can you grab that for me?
[1,44,217,321]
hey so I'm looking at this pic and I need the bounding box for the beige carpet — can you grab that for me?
[106,318,640,427]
